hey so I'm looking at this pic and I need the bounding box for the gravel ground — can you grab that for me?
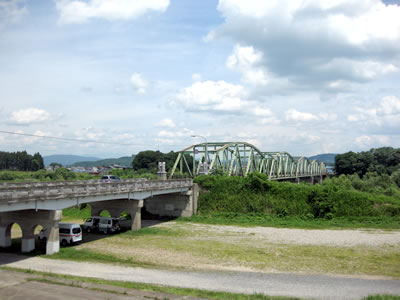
[160,221,400,247]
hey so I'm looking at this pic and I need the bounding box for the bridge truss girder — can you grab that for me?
[169,142,327,180]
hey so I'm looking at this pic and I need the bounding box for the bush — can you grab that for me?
[194,173,400,219]
[0,172,18,181]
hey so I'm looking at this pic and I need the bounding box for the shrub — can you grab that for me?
[195,173,400,219]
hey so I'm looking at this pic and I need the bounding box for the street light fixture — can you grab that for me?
[191,134,208,174]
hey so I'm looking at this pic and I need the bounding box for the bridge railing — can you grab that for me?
[0,178,193,204]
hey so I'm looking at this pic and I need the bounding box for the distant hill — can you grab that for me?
[72,156,135,168]
[307,153,337,165]
[44,155,101,167]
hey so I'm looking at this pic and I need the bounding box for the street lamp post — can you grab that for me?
[191,134,208,175]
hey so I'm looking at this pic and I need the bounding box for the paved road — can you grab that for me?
[0,269,203,300]
[1,253,400,299]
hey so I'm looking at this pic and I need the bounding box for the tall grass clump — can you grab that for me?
[194,173,400,220]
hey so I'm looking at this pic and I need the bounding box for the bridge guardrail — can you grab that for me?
[0,179,193,204]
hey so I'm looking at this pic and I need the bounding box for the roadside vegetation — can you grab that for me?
[189,172,400,229]
[0,167,157,182]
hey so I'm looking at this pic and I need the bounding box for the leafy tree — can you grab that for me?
[33,152,44,169]
[131,150,182,173]
[392,169,400,188]
[0,151,44,171]
[50,162,63,168]
[335,147,400,177]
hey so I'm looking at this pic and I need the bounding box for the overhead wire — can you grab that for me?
[0,130,188,148]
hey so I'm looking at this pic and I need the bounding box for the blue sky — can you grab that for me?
[0,0,399,158]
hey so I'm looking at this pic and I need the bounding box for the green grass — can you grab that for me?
[0,169,102,182]
[177,213,400,230]
[42,222,400,278]
[44,247,158,269]
[364,296,400,300]
[0,266,299,300]
[62,207,91,220]
[3,266,399,300]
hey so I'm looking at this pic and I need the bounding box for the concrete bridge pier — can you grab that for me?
[90,199,144,231]
[144,184,199,218]
[0,210,62,254]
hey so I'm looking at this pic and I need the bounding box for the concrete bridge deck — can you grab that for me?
[0,178,193,212]
[0,178,198,255]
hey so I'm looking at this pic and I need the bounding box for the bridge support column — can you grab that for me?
[144,183,199,218]
[46,222,60,255]
[90,199,144,231]
[130,200,143,231]
[21,227,35,253]
[0,210,62,254]
[0,225,12,248]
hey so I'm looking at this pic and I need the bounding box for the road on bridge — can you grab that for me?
[1,253,399,299]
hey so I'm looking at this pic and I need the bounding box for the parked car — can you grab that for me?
[100,175,121,183]
[39,223,82,246]
[82,216,121,234]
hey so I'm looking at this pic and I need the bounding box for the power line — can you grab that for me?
[0,130,187,147]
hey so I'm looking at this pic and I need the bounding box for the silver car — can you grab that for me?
[100,175,121,183]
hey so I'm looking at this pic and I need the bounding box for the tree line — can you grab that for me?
[335,147,400,177]
[0,151,44,171]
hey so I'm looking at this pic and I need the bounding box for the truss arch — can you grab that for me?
[169,142,327,180]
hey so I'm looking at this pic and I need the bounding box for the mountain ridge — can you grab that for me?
[43,155,101,167]
[307,153,336,165]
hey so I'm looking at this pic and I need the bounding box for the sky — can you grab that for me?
[0,0,399,158]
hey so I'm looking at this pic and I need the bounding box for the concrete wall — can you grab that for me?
[144,183,199,217]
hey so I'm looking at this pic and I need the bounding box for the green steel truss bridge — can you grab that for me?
[169,142,327,181]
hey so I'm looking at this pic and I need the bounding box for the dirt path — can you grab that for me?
[1,253,400,300]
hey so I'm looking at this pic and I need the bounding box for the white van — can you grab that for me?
[82,216,120,234]
[39,223,82,246]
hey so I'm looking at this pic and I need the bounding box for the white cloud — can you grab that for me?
[379,95,400,115]
[226,45,292,89]
[355,135,390,148]
[291,133,321,144]
[74,127,104,141]
[157,118,176,128]
[316,59,398,81]
[175,80,246,113]
[286,109,319,122]
[174,80,279,123]
[192,73,202,82]
[214,0,400,93]
[0,0,27,29]
[157,128,193,138]
[285,109,336,122]
[226,45,268,86]
[203,29,216,42]
[347,95,400,124]
[56,0,170,24]
[10,108,50,124]
[130,73,148,94]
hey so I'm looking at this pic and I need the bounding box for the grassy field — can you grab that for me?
[46,221,400,279]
